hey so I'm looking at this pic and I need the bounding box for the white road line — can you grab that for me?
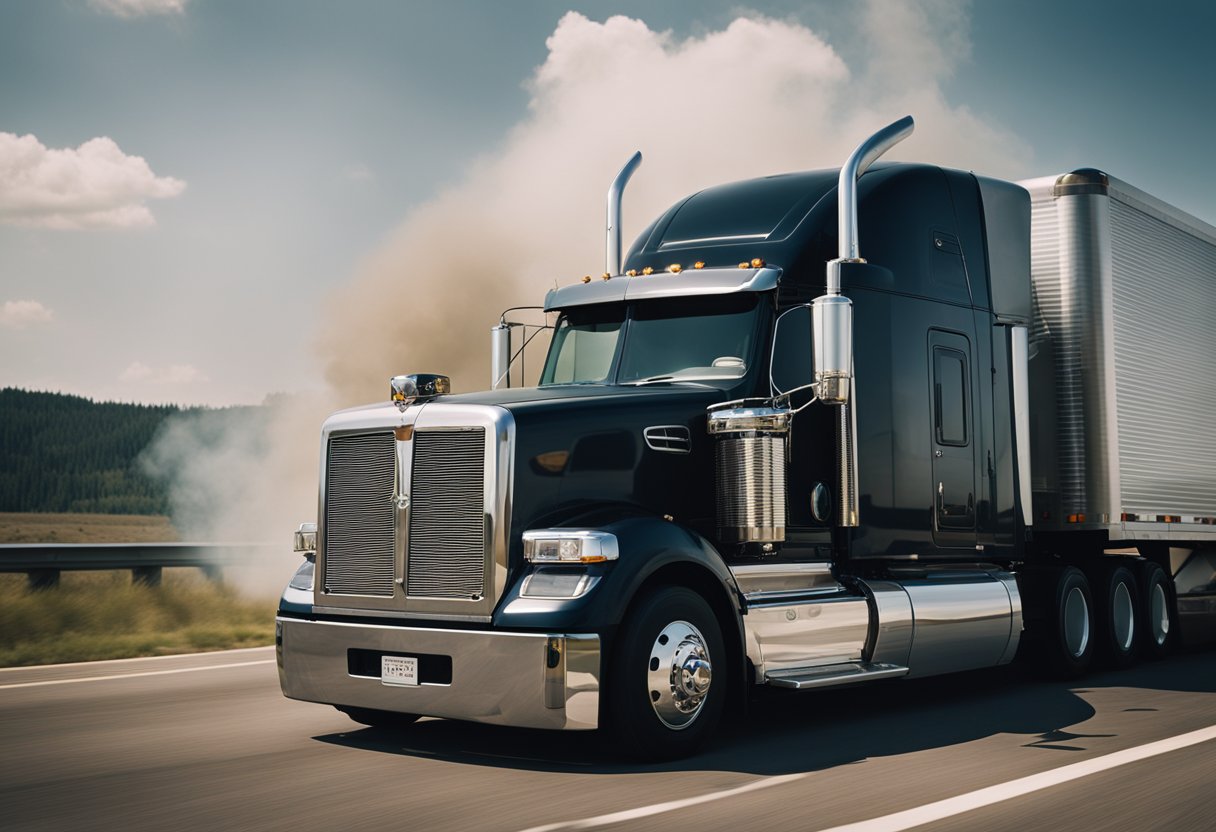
[817,723,1216,832]
[515,724,1216,832]
[0,644,274,673]
[515,773,810,832]
[0,659,276,690]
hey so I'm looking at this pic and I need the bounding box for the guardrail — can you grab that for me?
[0,543,279,589]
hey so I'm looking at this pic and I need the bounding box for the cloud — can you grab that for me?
[317,3,1032,402]
[120,361,208,384]
[0,299,54,329]
[88,0,188,18]
[0,133,186,229]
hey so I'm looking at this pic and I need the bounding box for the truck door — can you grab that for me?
[929,329,976,547]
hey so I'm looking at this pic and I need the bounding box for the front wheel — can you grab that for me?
[608,586,725,761]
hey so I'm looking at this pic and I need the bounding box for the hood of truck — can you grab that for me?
[442,383,728,540]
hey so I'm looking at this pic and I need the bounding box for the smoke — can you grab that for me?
[320,2,1031,400]
[145,2,1032,596]
[140,394,324,596]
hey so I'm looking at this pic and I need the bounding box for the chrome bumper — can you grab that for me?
[276,617,600,730]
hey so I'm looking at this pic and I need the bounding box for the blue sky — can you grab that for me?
[1,0,1213,406]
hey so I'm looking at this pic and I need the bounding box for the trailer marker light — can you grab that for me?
[693,261,705,269]
[626,269,638,277]
[668,264,683,273]
[581,275,591,284]
[738,262,750,269]
[642,266,654,275]
[751,258,765,268]
[1067,514,1086,524]
[601,272,611,281]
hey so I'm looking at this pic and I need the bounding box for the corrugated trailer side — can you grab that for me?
[1021,169,1216,544]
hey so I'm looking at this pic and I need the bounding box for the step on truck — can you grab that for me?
[277,116,1216,759]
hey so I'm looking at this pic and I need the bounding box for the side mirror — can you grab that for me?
[769,304,814,397]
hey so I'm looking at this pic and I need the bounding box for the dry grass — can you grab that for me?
[0,512,180,544]
[0,513,277,666]
[0,570,276,668]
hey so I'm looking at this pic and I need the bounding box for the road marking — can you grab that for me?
[0,659,276,690]
[817,723,1216,832]
[0,644,274,673]
[515,724,1216,832]
[515,773,810,832]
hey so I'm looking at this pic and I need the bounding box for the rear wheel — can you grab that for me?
[336,706,421,729]
[1138,561,1174,659]
[608,586,725,761]
[1092,563,1139,668]
[1039,566,1096,678]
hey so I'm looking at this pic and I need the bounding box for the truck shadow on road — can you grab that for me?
[312,650,1214,775]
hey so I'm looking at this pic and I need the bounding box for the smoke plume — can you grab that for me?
[320,3,1030,401]
[146,3,1032,596]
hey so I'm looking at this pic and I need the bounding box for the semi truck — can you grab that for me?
[276,116,1216,759]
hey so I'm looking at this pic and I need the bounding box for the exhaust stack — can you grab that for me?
[814,115,914,526]
[606,151,643,276]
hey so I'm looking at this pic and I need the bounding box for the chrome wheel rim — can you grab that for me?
[1113,580,1134,651]
[1064,586,1090,658]
[647,620,712,730]
[1150,582,1170,646]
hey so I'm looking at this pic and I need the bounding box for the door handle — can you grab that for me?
[938,481,945,514]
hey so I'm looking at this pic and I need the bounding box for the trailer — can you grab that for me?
[276,116,1216,759]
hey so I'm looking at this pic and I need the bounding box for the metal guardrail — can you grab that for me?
[0,543,279,589]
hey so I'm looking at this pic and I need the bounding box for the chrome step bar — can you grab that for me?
[764,661,909,690]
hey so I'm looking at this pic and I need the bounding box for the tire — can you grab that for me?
[1138,561,1174,659]
[1091,563,1139,669]
[336,706,421,729]
[1041,566,1096,678]
[608,586,726,761]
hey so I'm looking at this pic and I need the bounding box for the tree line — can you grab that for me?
[0,388,186,514]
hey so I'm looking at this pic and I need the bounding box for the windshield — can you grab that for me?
[540,294,760,386]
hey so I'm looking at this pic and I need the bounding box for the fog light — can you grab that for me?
[522,529,619,563]
[293,522,317,554]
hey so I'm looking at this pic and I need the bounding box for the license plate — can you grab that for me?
[381,655,419,686]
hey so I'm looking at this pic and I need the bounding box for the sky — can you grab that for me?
[2,0,1214,408]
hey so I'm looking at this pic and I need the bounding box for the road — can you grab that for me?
[0,646,1212,832]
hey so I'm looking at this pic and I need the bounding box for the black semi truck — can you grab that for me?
[277,116,1216,758]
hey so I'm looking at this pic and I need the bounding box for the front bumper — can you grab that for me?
[276,616,601,730]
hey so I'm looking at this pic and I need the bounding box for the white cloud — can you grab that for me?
[120,361,207,384]
[88,0,188,18]
[318,3,1033,400]
[0,299,54,329]
[0,133,186,229]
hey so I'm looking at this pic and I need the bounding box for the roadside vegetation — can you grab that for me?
[0,513,275,667]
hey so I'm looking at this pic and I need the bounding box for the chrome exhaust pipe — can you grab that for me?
[829,115,915,289]
[606,151,643,276]
[815,115,914,527]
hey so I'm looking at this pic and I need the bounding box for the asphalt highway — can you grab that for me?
[1,645,1212,831]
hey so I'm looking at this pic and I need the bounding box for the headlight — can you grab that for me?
[288,559,315,591]
[522,529,619,563]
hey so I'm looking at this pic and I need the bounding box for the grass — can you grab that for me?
[0,514,276,667]
[0,571,276,667]
[0,512,180,544]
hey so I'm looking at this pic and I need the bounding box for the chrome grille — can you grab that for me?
[323,432,396,597]
[407,429,487,599]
